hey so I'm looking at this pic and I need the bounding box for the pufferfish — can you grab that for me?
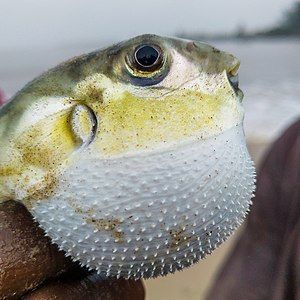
[0,34,255,279]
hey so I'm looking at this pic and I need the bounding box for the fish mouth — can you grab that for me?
[227,72,244,101]
[225,57,244,101]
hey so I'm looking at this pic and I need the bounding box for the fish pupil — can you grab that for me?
[135,45,159,67]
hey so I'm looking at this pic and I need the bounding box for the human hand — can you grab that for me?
[0,200,145,300]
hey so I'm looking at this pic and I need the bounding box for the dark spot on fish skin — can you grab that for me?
[0,166,21,177]
[23,172,59,210]
[69,201,125,243]
[77,84,104,103]
[85,217,124,243]
[212,47,221,54]
[61,52,100,82]
[66,59,85,82]
[169,225,191,249]
[186,42,197,52]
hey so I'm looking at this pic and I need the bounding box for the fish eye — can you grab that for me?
[133,44,163,72]
[124,43,168,86]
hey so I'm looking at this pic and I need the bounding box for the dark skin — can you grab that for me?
[0,201,145,300]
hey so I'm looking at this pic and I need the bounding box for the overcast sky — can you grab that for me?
[0,0,297,51]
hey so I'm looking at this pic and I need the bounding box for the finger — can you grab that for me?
[23,273,145,300]
[0,200,76,299]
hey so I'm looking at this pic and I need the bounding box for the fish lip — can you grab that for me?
[226,72,244,101]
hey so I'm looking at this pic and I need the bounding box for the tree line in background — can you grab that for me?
[178,1,300,40]
[250,1,300,37]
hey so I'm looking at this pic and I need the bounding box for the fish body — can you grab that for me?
[0,35,255,279]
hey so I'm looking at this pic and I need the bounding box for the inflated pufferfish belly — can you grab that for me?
[34,125,254,279]
[0,34,255,279]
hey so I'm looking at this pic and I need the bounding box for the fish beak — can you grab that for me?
[226,58,243,101]
[228,58,240,76]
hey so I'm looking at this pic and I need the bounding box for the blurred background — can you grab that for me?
[0,0,300,299]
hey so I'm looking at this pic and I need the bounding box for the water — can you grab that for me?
[1,38,300,143]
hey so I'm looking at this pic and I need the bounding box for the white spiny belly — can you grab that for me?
[31,125,255,279]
